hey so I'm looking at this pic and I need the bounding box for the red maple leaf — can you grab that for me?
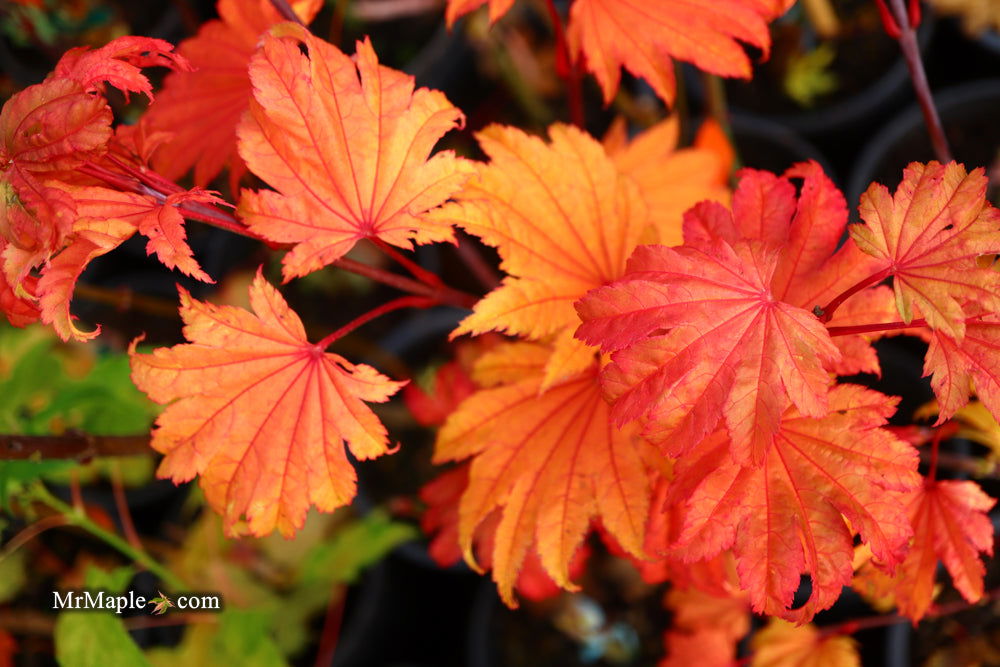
[143,0,323,189]
[667,385,919,621]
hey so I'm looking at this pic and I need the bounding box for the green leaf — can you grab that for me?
[0,549,26,603]
[147,609,287,667]
[55,567,148,667]
[297,510,416,587]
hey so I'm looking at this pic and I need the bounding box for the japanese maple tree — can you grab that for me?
[2,0,999,664]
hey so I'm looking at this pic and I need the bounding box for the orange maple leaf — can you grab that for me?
[419,463,589,602]
[750,619,860,667]
[661,582,749,667]
[852,161,1000,339]
[143,0,323,188]
[567,0,793,105]
[923,319,1000,422]
[603,115,732,246]
[433,341,658,606]
[667,385,919,622]
[236,25,474,280]
[893,478,996,622]
[444,0,791,106]
[429,123,649,386]
[129,270,404,537]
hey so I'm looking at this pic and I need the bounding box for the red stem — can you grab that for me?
[825,319,927,337]
[456,234,501,291]
[313,585,346,667]
[372,238,443,287]
[543,0,584,128]
[317,296,436,348]
[886,0,952,162]
[332,257,478,309]
[110,461,143,552]
[817,268,892,323]
[827,314,988,338]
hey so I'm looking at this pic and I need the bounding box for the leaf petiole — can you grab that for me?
[816,267,892,323]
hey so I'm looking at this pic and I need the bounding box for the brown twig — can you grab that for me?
[0,434,152,460]
[73,283,180,319]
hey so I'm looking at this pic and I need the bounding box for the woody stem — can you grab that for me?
[885,0,952,162]
[317,296,436,348]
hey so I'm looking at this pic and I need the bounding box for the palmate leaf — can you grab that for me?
[667,385,919,622]
[603,115,732,246]
[578,240,839,466]
[429,123,649,386]
[237,25,474,279]
[852,161,1000,339]
[567,0,793,104]
[576,162,889,464]
[143,0,324,188]
[433,342,658,606]
[444,0,792,105]
[892,479,996,621]
[0,36,188,336]
[129,271,404,537]
[751,619,860,667]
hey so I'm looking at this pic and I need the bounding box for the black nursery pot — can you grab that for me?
[730,114,835,179]
[688,2,934,138]
[847,79,1000,208]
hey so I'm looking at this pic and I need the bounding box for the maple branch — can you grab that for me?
[317,296,436,348]
[816,267,892,323]
[543,0,585,128]
[28,484,187,591]
[268,0,305,24]
[881,0,952,163]
[0,433,152,460]
[74,283,181,319]
[702,73,740,172]
[332,256,479,309]
[371,239,443,287]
